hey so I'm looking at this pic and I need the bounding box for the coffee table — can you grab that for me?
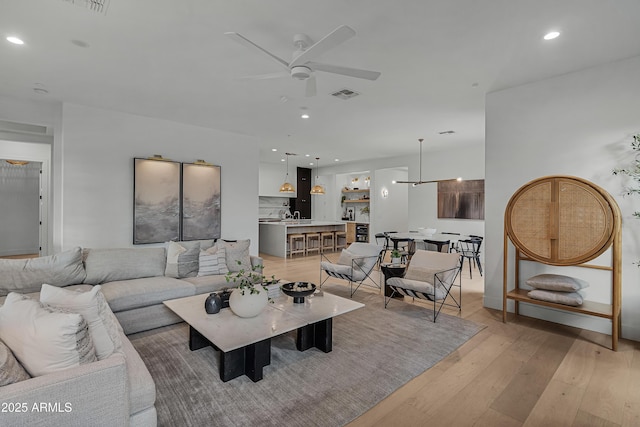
[163,288,364,382]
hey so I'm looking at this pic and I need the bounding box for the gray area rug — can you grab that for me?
[129,284,484,427]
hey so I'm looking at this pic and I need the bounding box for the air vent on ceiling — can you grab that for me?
[331,88,360,100]
[61,0,110,15]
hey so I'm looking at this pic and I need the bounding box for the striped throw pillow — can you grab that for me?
[198,246,229,276]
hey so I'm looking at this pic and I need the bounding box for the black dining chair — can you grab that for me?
[454,236,483,278]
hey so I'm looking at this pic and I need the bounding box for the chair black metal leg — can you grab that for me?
[476,256,483,276]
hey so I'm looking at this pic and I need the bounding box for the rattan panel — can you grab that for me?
[557,179,613,264]
[508,181,552,261]
[505,176,616,265]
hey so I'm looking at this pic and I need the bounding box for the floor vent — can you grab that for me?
[331,88,360,100]
[61,0,110,15]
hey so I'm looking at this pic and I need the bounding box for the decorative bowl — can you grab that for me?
[281,282,317,303]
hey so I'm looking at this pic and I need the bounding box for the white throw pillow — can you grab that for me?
[337,249,365,267]
[198,246,229,276]
[0,293,97,377]
[40,284,123,360]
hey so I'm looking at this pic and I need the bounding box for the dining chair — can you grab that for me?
[454,236,483,278]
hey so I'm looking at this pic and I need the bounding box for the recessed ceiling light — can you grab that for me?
[271,148,277,152]
[305,154,310,157]
[281,158,285,162]
[543,31,560,40]
[309,162,314,166]
[301,113,310,119]
[6,36,24,45]
[334,159,340,162]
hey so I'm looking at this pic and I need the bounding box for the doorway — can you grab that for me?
[0,159,42,256]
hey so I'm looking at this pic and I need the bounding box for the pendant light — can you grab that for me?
[310,157,325,195]
[279,152,296,193]
[395,138,462,186]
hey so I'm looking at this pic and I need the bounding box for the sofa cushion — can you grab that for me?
[0,293,97,377]
[40,284,123,360]
[198,246,229,276]
[165,241,200,278]
[181,239,216,251]
[84,248,166,284]
[216,239,251,272]
[181,274,230,294]
[100,276,195,312]
[0,247,86,297]
[0,339,31,386]
[387,277,447,300]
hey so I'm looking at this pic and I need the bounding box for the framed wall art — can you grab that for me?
[437,179,485,220]
[181,162,221,240]
[133,158,181,244]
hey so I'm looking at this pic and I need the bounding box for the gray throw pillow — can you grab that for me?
[165,241,200,278]
[527,289,584,306]
[526,274,589,292]
[0,340,30,386]
[216,239,251,272]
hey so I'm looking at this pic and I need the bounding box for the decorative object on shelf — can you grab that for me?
[612,133,640,265]
[310,157,325,195]
[279,152,296,193]
[182,161,221,240]
[281,282,317,303]
[395,139,462,186]
[204,292,222,314]
[360,206,370,218]
[225,262,277,318]
[390,249,402,265]
[365,176,370,187]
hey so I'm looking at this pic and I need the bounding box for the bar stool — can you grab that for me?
[320,232,335,253]
[288,234,306,258]
[305,232,320,256]
[334,231,347,251]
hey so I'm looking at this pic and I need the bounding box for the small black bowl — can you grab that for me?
[281,282,317,303]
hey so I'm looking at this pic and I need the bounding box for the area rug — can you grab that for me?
[129,283,484,427]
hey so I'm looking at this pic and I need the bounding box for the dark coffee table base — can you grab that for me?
[296,318,332,353]
[188,319,333,382]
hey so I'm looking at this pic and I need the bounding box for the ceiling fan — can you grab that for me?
[395,139,463,186]
[225,25,381,97]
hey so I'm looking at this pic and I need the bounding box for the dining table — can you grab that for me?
[385,232,469,253]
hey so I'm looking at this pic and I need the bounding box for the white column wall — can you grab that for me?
[485,55,640,339]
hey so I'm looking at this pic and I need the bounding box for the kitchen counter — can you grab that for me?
[259,221,346,257]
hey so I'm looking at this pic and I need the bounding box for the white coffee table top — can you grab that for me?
[163,289,363,352]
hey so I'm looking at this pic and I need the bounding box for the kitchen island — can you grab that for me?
[259,220,346,258]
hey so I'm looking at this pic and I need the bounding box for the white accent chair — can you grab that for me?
[385,250,462,321]
[320,242,384,297]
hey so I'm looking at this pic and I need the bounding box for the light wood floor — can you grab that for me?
[261,252,640,427]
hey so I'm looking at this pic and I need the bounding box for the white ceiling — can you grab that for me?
[2,0,640,168]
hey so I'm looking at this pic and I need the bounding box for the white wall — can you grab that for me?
[485,55,640,339]
[59,103,260,253]
[372,167,408,237]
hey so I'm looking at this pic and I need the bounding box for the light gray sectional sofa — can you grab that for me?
[0,241,262,427]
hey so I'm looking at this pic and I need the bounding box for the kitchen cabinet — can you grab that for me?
[289,167,311,219]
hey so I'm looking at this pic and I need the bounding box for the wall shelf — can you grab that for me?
[342,189,370,193]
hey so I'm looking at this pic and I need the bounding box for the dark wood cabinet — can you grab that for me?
[290,167,312,219]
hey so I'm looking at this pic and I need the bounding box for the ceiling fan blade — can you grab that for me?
[225,32,290,70]
[308,62,381,80]
[305,75,317,97]
[237,71,289,80]
[289,25,356,68]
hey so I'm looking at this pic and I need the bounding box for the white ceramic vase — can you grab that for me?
[229,286,268,318]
